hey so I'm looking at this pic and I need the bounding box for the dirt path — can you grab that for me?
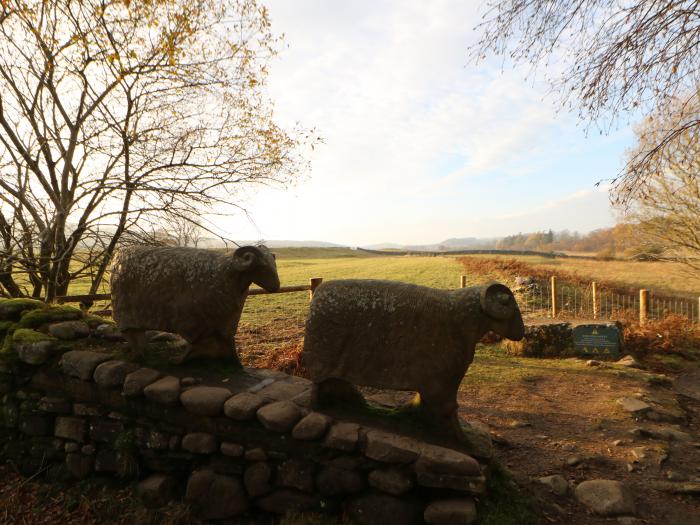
[458,348,700,524]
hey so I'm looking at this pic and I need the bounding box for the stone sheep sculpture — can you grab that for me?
[302,279,524,441]
[110,245,279,365]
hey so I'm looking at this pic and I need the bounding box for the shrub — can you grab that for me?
[500,323,573,357]
[620,313,700,354]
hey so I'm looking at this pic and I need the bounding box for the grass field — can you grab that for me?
[461,253,700,297]
[237,253,471,367]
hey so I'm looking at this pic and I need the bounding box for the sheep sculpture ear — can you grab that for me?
[232,246,261,272]
[480,282,516,320]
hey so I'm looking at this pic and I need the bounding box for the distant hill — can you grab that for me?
[362,237,497,252]
[237,240,345,249]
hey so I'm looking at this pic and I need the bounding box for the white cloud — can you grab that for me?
[214,0,632,245]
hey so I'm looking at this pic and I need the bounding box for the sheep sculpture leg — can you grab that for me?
[311,378,366,408]
[417,387,465,443]
[178,333,242,367]
[121,328,149,358]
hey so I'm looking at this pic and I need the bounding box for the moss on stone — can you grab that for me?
[12,328,55,344]
[85,314,114,328]
[17,305,83,329]
[0,298,46,321]
[0,320,15,339]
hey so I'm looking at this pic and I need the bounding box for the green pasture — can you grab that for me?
[242,253,476,326]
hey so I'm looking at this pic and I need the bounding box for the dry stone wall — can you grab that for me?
[0,300,491,525]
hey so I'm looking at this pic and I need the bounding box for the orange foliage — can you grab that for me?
[619,313,700,354]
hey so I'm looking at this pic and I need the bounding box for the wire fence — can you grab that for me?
[514,280,700,323]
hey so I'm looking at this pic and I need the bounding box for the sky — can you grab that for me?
[218,0,637,247]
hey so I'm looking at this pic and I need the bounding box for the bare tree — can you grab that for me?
[159,213,205,248]
[0,0,312,301]
[471,1,700,201]
[616,90,700,271]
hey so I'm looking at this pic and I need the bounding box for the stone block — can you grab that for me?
[224,392,268,420]
[38,397,72,414]
[180,386,232,416]
[365,430,421,463]
[54,417,86,442]
[368,467,414,495]
[138,474,179,507]
[323,422,360,451]
[221,442,244,457]
[424,498,478,525]
[574,479,636,516]
[257,379,310,402]
[93,360,139,388]
[244,448,267,461]
[181,432,218,454]
[61,351,112,380]
[244,461,273,497]
[415,444,481,477]
[256,400,302,433]
[186,470,248,520]
[17,341,55,365]
[123,368,162,397]
[292,412,331,441]
[143,376,181,406]
[48,320,90,340]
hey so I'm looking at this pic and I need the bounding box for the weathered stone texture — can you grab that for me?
[180,386,232,416]
[93,360,139,388]
[181,432,218,454]
[292,412,331,440]
[256,400,302,433]
[123,368,161,397]
[185,470,248,520]
[61,351,112,381]
[324,422,360,451]
[224,392,267,420]
[143,376,181,406]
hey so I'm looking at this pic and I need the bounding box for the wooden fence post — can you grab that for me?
[640,289,649,325]
[550,276,557,318]
[460,275,467,288]
[309,277,323,300]
[592,281,598,320]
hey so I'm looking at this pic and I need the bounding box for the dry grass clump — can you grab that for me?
[458,256,639,296]
[620,313,700,354]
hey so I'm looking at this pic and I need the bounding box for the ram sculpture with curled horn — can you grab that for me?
[111,244,279,365]
[302,279,524,442]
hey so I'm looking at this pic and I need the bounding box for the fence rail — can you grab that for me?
[56,278,324,317]
[56,274,700,325]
